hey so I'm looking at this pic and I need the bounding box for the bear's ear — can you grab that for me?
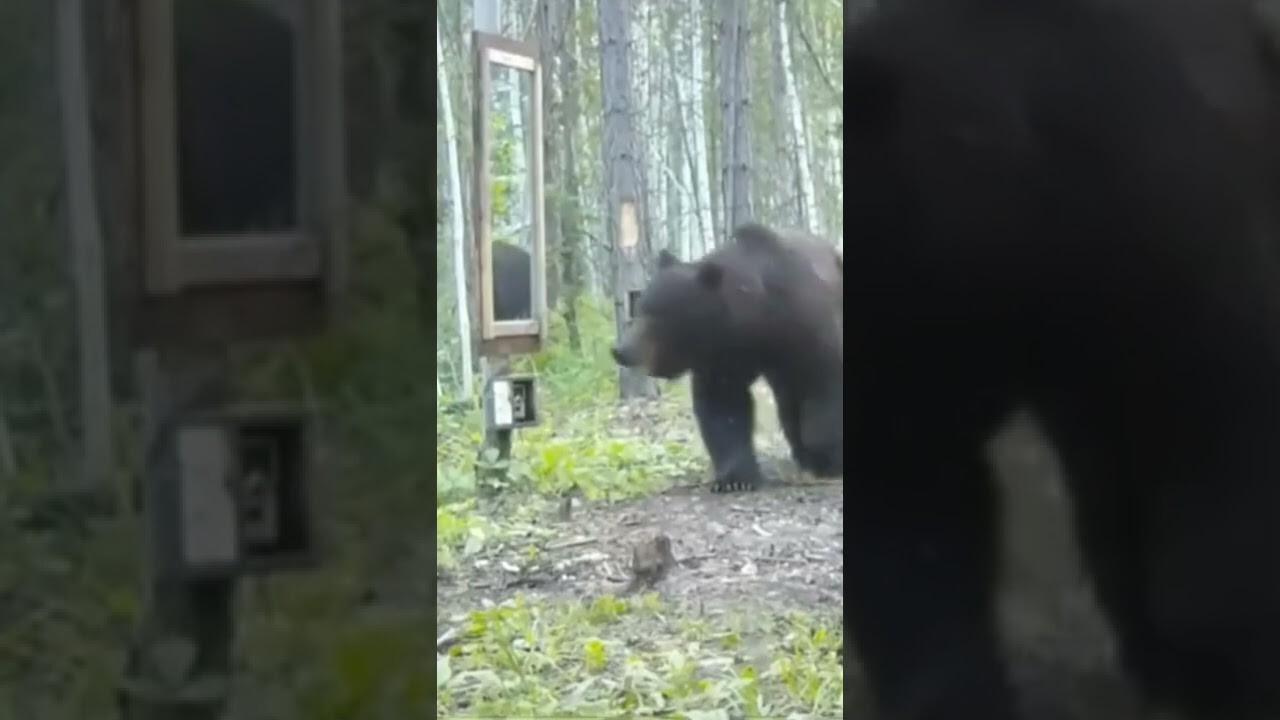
[696,261,724,289]
[657,249,680,269]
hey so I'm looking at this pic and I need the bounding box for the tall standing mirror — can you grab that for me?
[473,32,546,356]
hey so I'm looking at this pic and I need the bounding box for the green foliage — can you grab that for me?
[437,594,844,718]
[0,511,139,718]
[437,295,699,508]
[291,620,433,720]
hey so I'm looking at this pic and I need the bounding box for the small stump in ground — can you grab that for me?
[625,533,676,594]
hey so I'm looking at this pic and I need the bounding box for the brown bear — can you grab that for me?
[843,0,1280,718]
[492,240,534,322]
[611,223,843,492]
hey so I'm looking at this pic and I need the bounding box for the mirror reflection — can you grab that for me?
[175,0,298,237]
[488,61,536,323]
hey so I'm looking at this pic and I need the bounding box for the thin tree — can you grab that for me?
[556,0,587,350]
[438,18,474,399]
[774,0,820,233]
[598,0,656,399]
[717,0,753,236]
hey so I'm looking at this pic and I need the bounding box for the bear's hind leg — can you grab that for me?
[771,382,815,471]
[772,378,843,478]
[1138,467,1280,720]
[847,417,1016,720]
[691,372,763,492]
[798,383,843,477]
[1047,392,1280,720]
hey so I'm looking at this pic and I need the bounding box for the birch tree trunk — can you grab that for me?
[57,0,112,493]
[717,0,753,237]
[634,2,657,250]
[559,0,586,350]
[777,0,820,232]
[665,7,695,259]
[538,0,566,308]
[437,19,474,399]
[598,0,656,399]
[768,2,796,227]
[687,2,715,254]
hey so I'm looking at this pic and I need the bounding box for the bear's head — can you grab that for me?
[610,248,743,379]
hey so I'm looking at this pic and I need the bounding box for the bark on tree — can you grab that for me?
[717,0,753,238]
[687,3,715,256]
[665,9,696,259]
[598,0,657,399]
[558,0,585,351]
[56,0,113,493]
[703,4,725,247]
[537,0,566,311]
[438,18,474,399]
[774,0,820,233]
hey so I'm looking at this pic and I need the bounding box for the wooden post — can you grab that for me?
[55,0,114,494]
[89,0,343,715]
[474,0,513,478]
[119,350,235,720]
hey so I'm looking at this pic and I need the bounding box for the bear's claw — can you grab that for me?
[711,470,762,493]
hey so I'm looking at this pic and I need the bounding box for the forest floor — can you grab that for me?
[435,463,844,634]
[434,384,1149,719]
[434,386,846,718]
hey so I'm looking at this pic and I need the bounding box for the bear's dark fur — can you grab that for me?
[844,0,1280,718]
[175,0,296,235]
[492,240,534,321]
[611,223,843,492]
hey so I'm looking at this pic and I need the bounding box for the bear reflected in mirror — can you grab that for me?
[175,0,298,237]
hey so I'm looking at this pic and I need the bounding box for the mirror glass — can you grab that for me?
[174,0,298,237]
[487,59,537,323]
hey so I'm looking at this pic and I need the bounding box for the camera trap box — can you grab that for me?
[174,404,319,577]
[487,374,539,430]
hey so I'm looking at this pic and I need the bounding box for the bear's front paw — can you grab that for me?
[712,468,762,493]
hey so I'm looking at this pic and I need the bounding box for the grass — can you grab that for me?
[437,593,843,719]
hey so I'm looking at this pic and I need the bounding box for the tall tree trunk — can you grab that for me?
[667,7,696,259]
[437,19,474,399]
[768,1,796,227]
[559,0,585,350]
[57,0,113,493]
[688,1,715,253]
[598,0,656,399]
[717,0,753,237]
[777,0,819,233]
[538,0,566,309]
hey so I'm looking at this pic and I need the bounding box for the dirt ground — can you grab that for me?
[436,387,1151,718]
[436,386,844,614]
[435,464,844,614]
